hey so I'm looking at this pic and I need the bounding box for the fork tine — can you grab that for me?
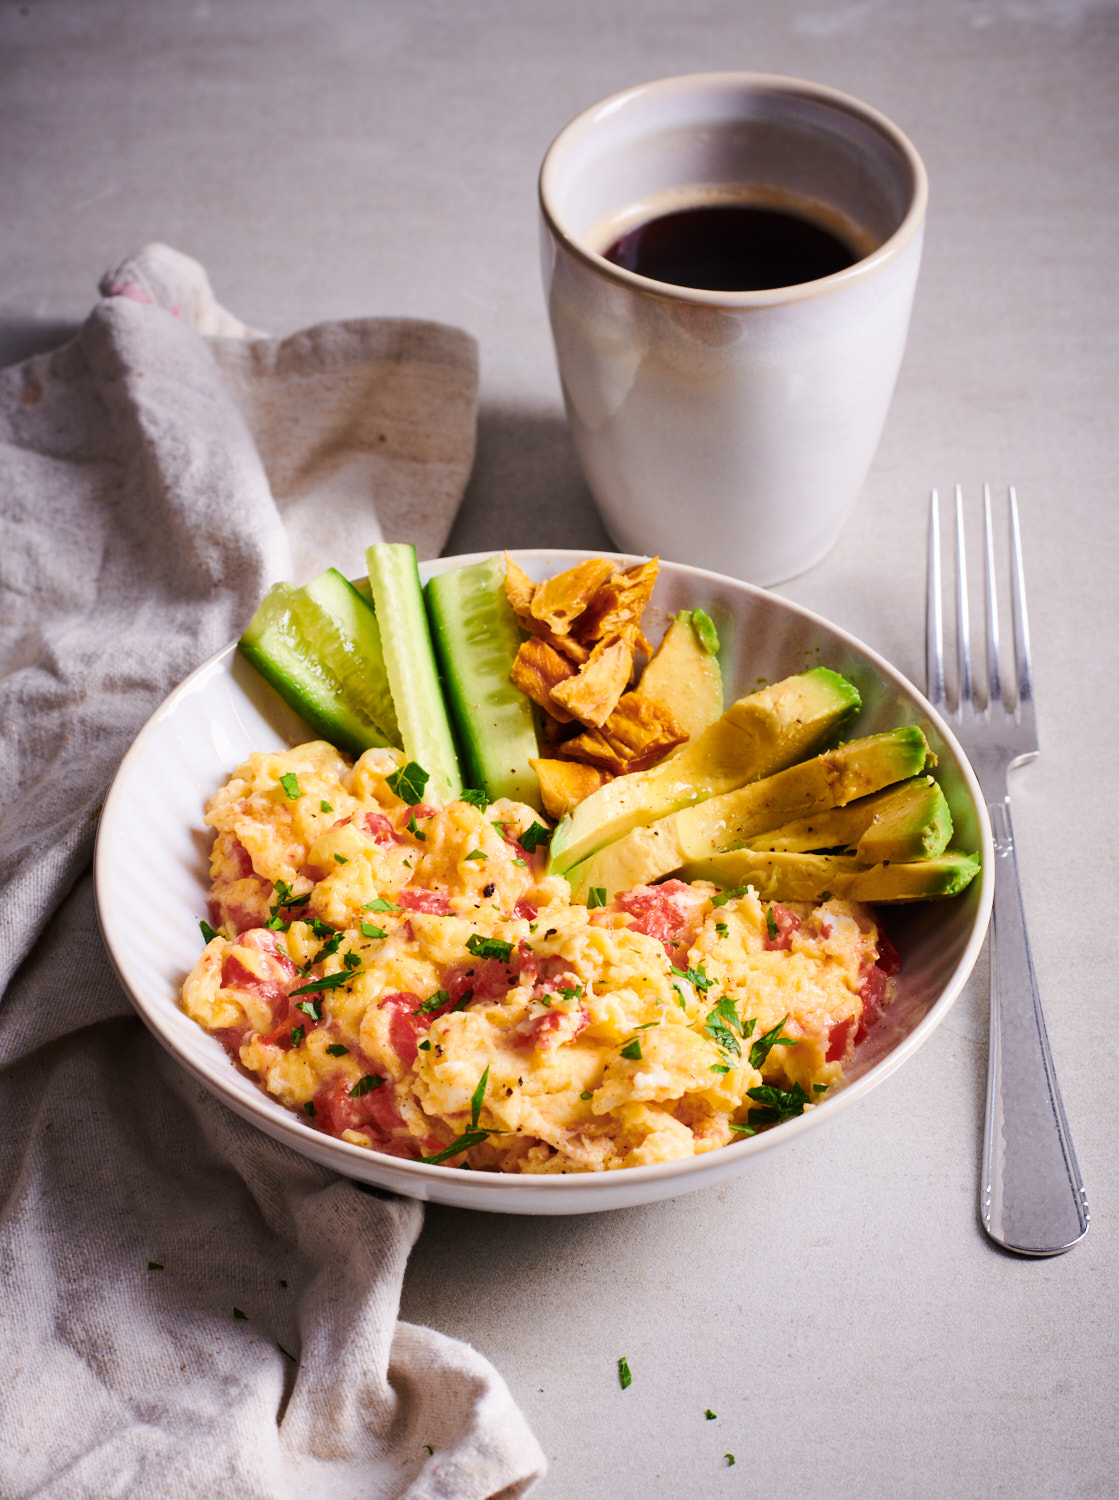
[983,483,1002,707]
[926,489,945,706]
[954,483,973,707]
[1008,485,1036,731]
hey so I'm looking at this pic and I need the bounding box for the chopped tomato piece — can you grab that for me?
[220,929,299,1019]
[614,880,707,959]
[762,904,801,952]
[826,1016,856,1063]
[398,889,454,915]
[876,932,901,975]
[313,1071,406,1143]
[379,992,433,1066]
[364,812,400,844]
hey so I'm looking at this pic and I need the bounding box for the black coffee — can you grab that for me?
[603,202,859,291]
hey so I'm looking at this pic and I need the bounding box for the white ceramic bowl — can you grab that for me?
[95,551,993,1214]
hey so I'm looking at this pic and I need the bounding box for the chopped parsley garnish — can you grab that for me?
[705,1409,716,1420]
[744,1081,811,1126]
[320,800,333,813]
[729,1121,754,1134]
[703,996,743,1056]
[671,962,713,993]
[618,1356,632,1390]
[580,1090,593,1101]
[450,988,475,1011]
[325,1043,349,1057]
[464,848,487,862]
[290,1025,305,1048]
[349,1074,384,1097]
[512,857,526,867]
[714,921,729,937]
[814,1083,829,1093]
[765,906,779,940]
[387,761,430,804]
[279,772,302,800]
[233,1307,248,1321]
[710,884,750,909]
[406,813,427,841]
[418,1039,432,1051]
[413,990,450,1015]
[518,821,551,853]
[360,922,387,940]
[420,1130,490,1165]
[267,879,306,928]
[634,1021,659,1031]
[619,1039,643,1062]
[819,890,832,901]
[199,919,218,943]
[586,886,608,909]
[295,1000,321,1021]
[304,1101,316,1118]
[672,984,688,1011]
[343,950,361,970]
[312,932,343,964]
[748,1014,798,1071]
[460,788,489,809]
[465,933,514,962]
[470,1065,489,1130]
[558,984,583,1001]
[290,970,359,997]
[307,917,335,939]
[147,1261,164,1271]
[725,1454,736,1467]
[333,853,348,865]
[710,1063,732,1075]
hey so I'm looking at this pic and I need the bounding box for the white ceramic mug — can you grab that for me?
[538,73,928,586]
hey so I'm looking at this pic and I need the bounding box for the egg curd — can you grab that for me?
[181,740,898,1172]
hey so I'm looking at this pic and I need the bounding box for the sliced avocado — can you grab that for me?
[635,610,724,742]
[568,726,931,902]
[750,775,952,862]
[677,848,981,903]
[547,667,860,876]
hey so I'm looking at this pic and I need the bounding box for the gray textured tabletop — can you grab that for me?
[3,2,1116,1496]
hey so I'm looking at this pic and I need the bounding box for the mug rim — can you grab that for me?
[538,71,929,307]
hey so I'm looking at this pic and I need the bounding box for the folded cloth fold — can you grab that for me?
[0,246,545,1499]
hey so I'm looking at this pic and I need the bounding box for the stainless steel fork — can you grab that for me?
[927,484,1088,1256]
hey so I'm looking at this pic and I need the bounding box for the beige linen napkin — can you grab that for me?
[0,245,546,1498]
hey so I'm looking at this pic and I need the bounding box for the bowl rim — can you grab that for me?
[94,547,993,1204]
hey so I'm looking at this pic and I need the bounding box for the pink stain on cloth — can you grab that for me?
[0,248,545,1498]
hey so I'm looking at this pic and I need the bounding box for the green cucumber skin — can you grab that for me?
[302,568,399,745]
[238,581,397,758]
[366,543,464,805]
[425,556,543,811]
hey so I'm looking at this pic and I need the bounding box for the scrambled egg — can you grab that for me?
[182,741,896,1173]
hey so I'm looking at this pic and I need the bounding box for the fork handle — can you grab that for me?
[982,796,1088,1255]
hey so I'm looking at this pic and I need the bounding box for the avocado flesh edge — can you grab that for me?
[547,667,860,876]
[749,776,953,862]
[635,612,724,741]
[570,726,931,902]
[676,849,980,903]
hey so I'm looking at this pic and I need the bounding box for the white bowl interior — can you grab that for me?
[95,551,992,1214]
